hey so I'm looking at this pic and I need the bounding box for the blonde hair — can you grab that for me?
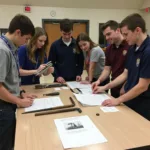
[27,27,48,64]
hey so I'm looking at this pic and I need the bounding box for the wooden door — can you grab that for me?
[44,22,87,57]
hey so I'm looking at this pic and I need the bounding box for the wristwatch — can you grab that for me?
[20,90,26,98]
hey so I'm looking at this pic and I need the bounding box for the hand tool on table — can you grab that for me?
[35,107,82,117]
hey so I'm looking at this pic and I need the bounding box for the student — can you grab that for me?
[94,13,150,120]
[0,14,35,150]
[18,27,54,85]
[92,20,129,98]
[76,33,108,85]
[48,19,84,83]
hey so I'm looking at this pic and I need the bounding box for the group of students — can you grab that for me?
[0,12,150,150]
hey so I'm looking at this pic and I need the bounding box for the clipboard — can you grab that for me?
[35,61,53,76]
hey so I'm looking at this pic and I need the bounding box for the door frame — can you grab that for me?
[42,19,89,34]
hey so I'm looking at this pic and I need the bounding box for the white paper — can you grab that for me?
[61,87,69,90]
[54,115,107,149]
[54,88,61,91]
[74,94,110,106]
[100,106,119,112]
[79,88,93,94]
[25,97,63,112]
[67,81,91,89]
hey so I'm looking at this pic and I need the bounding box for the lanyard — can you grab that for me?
[0,35,20,77]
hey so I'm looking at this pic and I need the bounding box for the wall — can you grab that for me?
[142,11,150,34]
[0,5,140,42]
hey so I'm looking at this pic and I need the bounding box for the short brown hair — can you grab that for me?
[9,14,35,36]
[120,13,146,33]
[101,20,119,32]
[60,19,73,32]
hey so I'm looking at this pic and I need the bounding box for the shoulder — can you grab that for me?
[18,45,27,52]
[105,44,113,52]
[122,40,130,50]
[92,46,103,52]
[0,39,11,57]
[51,38,61,46]
[144,44,150,56]
[92,46,104,54]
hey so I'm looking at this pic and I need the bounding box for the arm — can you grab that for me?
[117,78,150,103]
[98,46,111,83]
[98,66,111,83]
[105,69,128,90]
[89,62,96,82]
[0,83,33,107]
[102,78,150,106]
[19,68,37,76]
[120,81,126,95]
[93,69,128,93]
[0,83,21,104]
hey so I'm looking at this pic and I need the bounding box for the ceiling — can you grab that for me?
[0,0,145,9]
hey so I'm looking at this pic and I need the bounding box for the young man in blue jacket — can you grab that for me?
[48,19,84,83]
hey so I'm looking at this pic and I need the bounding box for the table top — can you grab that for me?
[15,85,150,150]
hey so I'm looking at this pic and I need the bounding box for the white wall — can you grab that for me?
[0,5,140,42]
[142,11,150,35]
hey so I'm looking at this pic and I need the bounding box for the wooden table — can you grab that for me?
[15,85,150,150]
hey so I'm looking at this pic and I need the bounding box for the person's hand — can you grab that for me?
[76,76,82,82]
[44,67,54,75]
[93,86,106,94]
[120,86,125,95]
[102,97,120,106]
[85,76,89,81]
[37,64,46,71]
[35,64,47,76]
[80,80,90,84]
[48,67,54,73]
[18,98,34,108]
[56,77,65,83]
[91,80,100,91]
[21,92,37,99]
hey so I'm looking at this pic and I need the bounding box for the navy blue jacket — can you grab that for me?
[48,37,84,81]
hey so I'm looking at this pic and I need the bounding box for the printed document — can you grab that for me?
[54,115,107,149]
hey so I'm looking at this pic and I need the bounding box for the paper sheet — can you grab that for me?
[67,81,91,89]
[100,106,119,112]
[54,115,107,149]
[74,94,110,106]
[61,87,69,90]
[78,88,93,94]
[25,97,63,112]
[54,88,61,91]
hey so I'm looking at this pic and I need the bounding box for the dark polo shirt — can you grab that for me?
[124,36,150,120]
[105,40,129,97]
[105,40,129,80]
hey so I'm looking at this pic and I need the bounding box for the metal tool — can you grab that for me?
[43,92,60,96]
[22,97,75,114]
[35,108,82,116]
[35,83,67,89]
